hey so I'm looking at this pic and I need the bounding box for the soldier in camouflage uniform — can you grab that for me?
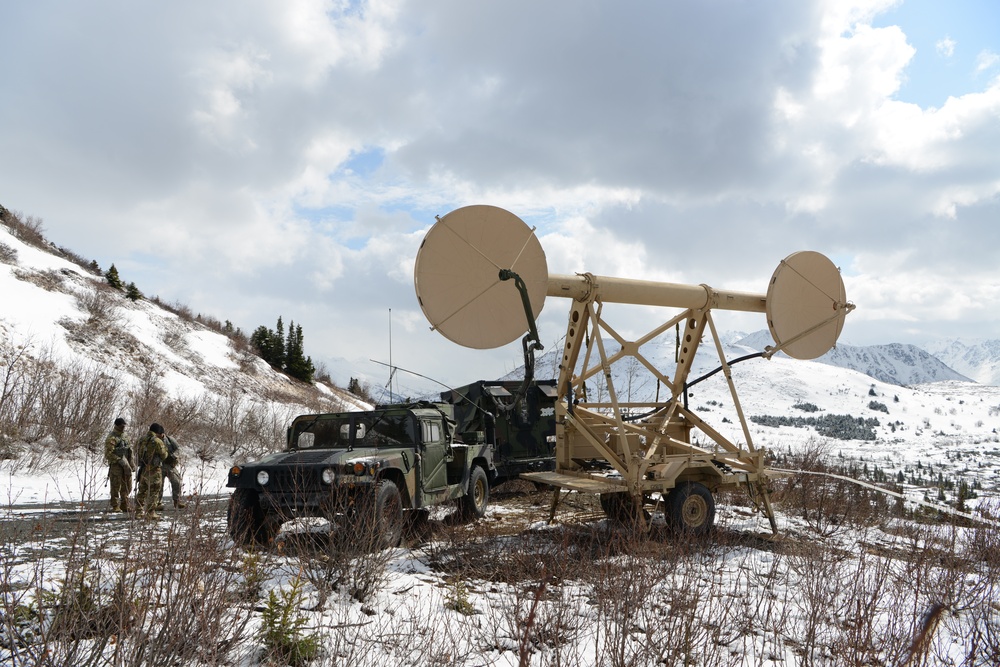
[103,417,133,512]
[155,432,186,510]
[135,423,169,519]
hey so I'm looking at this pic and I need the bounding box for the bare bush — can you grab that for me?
[75,285,121,327]
[35,357,123,452]
[128,361,169,434]
[0,500,257,666]
[0,208,46,250]
[13,268,66,293]
[0,242,16,264]
[772,441,888,534]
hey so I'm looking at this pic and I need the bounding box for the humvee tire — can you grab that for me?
[460,465,489,520]
[228,488,280,546]
[353,480,404,550]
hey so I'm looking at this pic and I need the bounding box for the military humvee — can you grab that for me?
[226,379,556,548]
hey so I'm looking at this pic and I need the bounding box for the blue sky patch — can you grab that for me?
[873,0,999,109]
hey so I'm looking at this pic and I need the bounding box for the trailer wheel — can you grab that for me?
[228,489,280,547]
[666,482,715,535]
[353,480,404,550]
[600,492,650,525]
[461,465,489,520]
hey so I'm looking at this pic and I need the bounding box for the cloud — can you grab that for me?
[936,37,956,58]
[976,49,1000,74]
[1,0,999,389]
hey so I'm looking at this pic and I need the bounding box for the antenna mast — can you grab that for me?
[388,308,394,399]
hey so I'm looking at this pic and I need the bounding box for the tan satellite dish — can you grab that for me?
[413,205,548,349]
[765,250,848,360]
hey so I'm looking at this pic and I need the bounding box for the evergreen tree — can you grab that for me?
[285,322,315,383]
[105,263,123,290]
[272,317,286,369]
[250,325,277,366]
[251,316,315,382]
[125,281,143,301]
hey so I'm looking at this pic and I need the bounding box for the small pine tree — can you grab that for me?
[105,264,123,290]
[956,480,969,512]
[285,323,315,383]
[125,281,143,301]
[272,317,286,369]
[250,325,276,365]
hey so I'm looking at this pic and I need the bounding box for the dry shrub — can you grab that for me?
[0,208,46,250]
[0,242,16,264]
[36,358,122,452]
[0,499,256,666]
[772,441,888,534]
[75,284,121,327]
[13,268,67,293]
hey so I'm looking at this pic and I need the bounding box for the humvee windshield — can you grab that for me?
[291,411,416,450]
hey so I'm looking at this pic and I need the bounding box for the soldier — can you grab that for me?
[155,432,187,510]
[135,423,169,519]
[103,417,133,512]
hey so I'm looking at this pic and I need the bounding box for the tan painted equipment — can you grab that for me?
[414,204,854,533]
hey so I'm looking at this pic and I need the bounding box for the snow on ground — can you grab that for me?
[0,453,232,509]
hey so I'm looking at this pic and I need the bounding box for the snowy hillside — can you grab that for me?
[0,219,370,459]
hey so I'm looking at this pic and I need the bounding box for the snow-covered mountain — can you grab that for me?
[817,342,971,385]
[732,330,972,386]
[923,338,1000,386]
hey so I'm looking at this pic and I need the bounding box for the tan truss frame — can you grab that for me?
[525,272,780,532]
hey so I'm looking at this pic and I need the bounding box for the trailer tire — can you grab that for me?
[600,492,650,525]
[666,482,715,535]
[228,489,279,547]
[461,465,490,520]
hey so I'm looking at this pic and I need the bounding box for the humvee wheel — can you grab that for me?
[461,465,489,520]
[354,480,403,550]
[666,482,715,535]
[228,489,279,547]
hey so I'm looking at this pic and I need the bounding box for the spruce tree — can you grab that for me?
[250,325,276,365]
[125,281,143,301]
[271,317,286,370]
[105,264,123,290]
[285,322,315,383]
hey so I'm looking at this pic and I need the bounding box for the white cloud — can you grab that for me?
[976,49,1000,74]
[936,36,956,58]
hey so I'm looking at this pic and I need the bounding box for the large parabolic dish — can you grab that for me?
[413,205,549,350]
[765,250,849,360]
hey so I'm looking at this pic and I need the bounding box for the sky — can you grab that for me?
[1,0,999,397]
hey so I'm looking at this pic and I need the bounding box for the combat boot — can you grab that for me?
[107,503,119,513]
[173,498,187,509]
[154,503,165,511]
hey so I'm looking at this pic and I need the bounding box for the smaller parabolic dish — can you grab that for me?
[766,251,848,360]
[413,205,548,350]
